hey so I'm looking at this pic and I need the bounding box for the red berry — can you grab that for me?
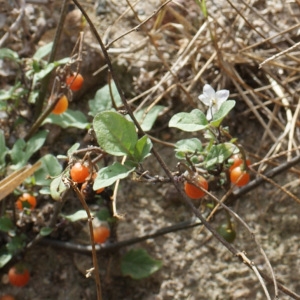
[184,174,208,199]
[93,226,110,244]
[66,73,84,91]
[52,95,68,114]
[16,193,37,210]
[229,154,250,171]
[8,265,30,287]
[70,162,90,183]
[230,166,250,187]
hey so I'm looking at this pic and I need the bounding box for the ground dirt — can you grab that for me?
[0,1,300,300]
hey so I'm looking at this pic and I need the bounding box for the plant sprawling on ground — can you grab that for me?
[0,1,300,299]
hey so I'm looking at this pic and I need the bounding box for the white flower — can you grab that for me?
[198,84,229,120]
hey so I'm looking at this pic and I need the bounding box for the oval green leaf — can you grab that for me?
[175,138,202,153]
[134,135,152,163]
[88,81,122,116]
[40,227,54,236]
[43,109,89,129]
[34,154,63,186]
[93,162,135,190]
[210,100,236,127]
[0,216,14,232]
[134,105,165,132]
[61,210,88,222]
[121,249,162,279]
[93,111,138,156]
[169,109,208,132]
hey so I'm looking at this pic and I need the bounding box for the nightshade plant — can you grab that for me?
[169,84,239,180]
[87,84,242,201]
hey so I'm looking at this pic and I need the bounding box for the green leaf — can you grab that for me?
[39,187,50,194]
[93,111,138,156]
[67,143,80,156]
[0,216,14,232]
[28,89,39,104]
[175,138,202,155]
[0,88,14,101]
[62,210,89,222]
[10,139,26,166]
[93,162,135,190]
[134,135,152,163]
[43,109,89,129]
[95,208,111,222]
[32,60,41,72]
[204,143,238,169]
[88,82,122,116]
[0,48,19,62]
[169,109,208,132]
[33,42,53,60]
[121,249,162,279]
[199,0,208,18]
[50,175,67,201]
[32,58,69,85]
[6,234,26,253]
[34,154,63,186]
[134,105,165,132]
[0,250,12,268]
[40,227,54,236]
[210,100,236,127]
[0,83,21,101]
[10,130,48,168]
[26,130,48,159]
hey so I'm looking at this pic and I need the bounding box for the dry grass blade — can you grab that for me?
[0,161,42,201]
[260,40,300,68]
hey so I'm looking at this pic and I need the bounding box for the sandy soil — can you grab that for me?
[1,1,300,299]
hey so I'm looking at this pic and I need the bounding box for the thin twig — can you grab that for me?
[236,252,271,300]
[70,181,102,300]
[105,0,173,49]
[33,0,69,120]
[260,41,300,68]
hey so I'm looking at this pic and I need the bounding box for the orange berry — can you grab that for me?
[184,174,208,199]
[52,95,68,114]
[229,154,250,171]
[66,73,84,91]
[8,265,30,287]
[16,193,37,210]
[93,226,110,244]
[230,166,250,187]
[70,162,90,183]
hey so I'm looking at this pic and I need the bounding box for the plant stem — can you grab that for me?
[33,0,68,121]
[71,182,103,300]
